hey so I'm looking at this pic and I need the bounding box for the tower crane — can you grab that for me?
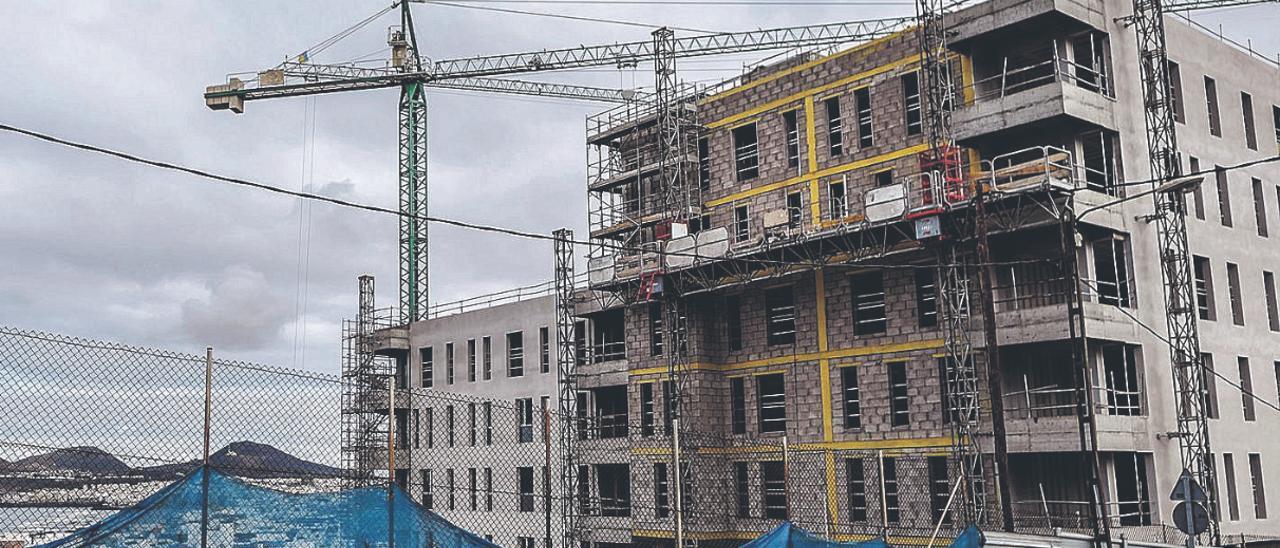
[206,5,912,323]
[206,3,914,539]
[911,0,1276,539]
[1126,0,1275,543]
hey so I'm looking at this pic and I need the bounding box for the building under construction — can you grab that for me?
[318,0,1280,545]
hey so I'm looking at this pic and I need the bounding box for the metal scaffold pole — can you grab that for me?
[974,187,1015,532]
[553,228,578,548]
[202,346,213,548]
[1129,0,1217,541]
[342,275,392,489]
[651,26,699,545]
[916,0,991,526]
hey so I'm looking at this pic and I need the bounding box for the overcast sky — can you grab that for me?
[1,1,1274,375]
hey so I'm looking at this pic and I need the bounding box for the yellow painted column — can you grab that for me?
[804,96,822,225]
[815,268,839,528]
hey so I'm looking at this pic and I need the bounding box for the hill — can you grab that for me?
[141,441,341,479]
[6,446,133,476]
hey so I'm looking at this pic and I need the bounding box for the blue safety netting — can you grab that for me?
[39,466,499,547]
[742,522,984,548]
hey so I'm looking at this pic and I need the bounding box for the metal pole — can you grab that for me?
[1182,475,1197,548]
[976,185,1016,532]
[1063,209,1112,543]
[543,408,553,547]
[782,435,792,520]
[673,417,684,548]
[879,450,888,538]
[202,346,212,548]
[388,375,396,548]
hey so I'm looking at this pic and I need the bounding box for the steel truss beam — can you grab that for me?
[206,17,911,104]
[428,17,911,79]
[211,61,651,104]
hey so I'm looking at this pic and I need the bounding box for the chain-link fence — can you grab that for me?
[5,325,1263,548]
[0,327,343,545]
[0,325,978,547]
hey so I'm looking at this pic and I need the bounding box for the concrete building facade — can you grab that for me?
[575,0,1280,544]
[371,0,1280,545]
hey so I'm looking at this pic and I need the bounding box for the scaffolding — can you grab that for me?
[340,275,402,488]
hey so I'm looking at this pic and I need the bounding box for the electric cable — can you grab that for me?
[0,122,1051,273]
[420,0,722,33]
[1076,278,1280,415]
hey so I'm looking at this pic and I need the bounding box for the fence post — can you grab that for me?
[387,375,396,548]
[543,408,553,547]
[202,346,212,548]
[879,450,888,538]
[782,435,791,521]
[673,417,684,548]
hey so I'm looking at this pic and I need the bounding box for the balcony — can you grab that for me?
[953,48,1116,143]
[996,341,1150,453]
[988,261,1142,345]
[1001,383,1152,453]
[1006,452,1155,535]
[370,325,409,357]
[947,0,1107,46]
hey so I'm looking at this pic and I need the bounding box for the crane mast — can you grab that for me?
[915,0,994,527]
[1129,0,1216,542]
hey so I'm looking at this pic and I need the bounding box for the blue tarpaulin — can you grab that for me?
[742,522,984,548]
[40,466,498,547]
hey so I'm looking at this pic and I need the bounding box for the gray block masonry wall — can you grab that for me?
[393,0,1280,543]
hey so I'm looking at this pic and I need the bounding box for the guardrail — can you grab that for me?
[960,52,1112,105]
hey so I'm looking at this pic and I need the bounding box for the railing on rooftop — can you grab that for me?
[425,273,588,320]
[1172,12,1280,69]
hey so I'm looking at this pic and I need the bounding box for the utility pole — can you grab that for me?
[974,187,1014,531]
[202,346,213,548]
[387,374,397,548]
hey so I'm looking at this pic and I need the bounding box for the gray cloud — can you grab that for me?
[0,0,1273,373]
[180,265,294,351]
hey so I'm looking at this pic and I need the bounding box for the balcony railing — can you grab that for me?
[990,259,1134,314]
[961,52,1112,106]
[1004,378,1144,419]
[591,340,626,363]
[992,262,1072,313]
[1010,497,1152,531]
[577,411,630,440]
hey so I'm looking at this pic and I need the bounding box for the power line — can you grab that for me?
[427,0,913,4]
[0,122,1046,274]
[420,0,722,33]
[1076,278,1280,416]
[1075,155,1280,221]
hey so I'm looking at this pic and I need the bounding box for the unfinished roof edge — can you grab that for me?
[698,25,918,105]
[946,0,1108,46]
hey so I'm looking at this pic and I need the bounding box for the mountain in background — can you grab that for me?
[141,441,342,480]
[3,446,133,476]
[1,442,340,480]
